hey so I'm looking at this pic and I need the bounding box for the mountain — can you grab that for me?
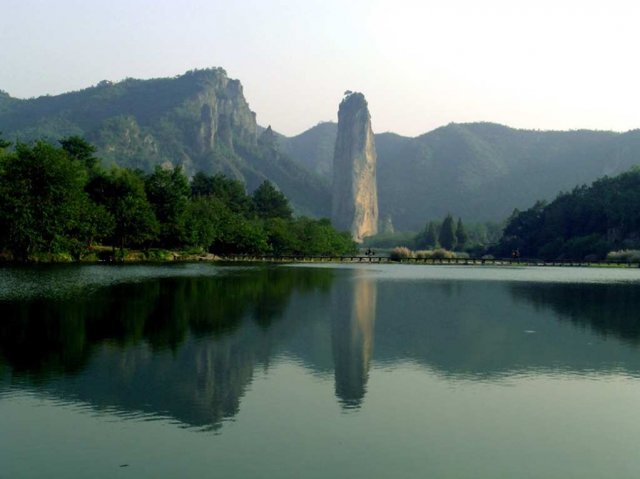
[3,68,640,230]
[281,122,640,229]
[280,121,337,178]
[0,69,330,217]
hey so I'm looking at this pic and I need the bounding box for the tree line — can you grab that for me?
[493,166,640,260]
[0,136,356,261]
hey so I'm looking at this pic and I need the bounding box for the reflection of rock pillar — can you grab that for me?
[331,276,376,409]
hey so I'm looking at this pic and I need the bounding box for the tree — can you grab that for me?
[455,218,469,250]
[252,180,292,220]
[0,133,10,153]
[211,213,270,255]
[183,196,225,250]
[415,221,439,249]
[0,141,101,259]
[425,222,439,248]
[439,214,457,250]
[88,168,158,250]
[59,136,98,171]
[145,166,190,247]
[190,172,253,215]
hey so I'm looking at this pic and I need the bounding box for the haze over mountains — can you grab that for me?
[282,122,640,229]
[1,68,639,230]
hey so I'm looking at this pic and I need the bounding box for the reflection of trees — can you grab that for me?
[510,282,640,345]
[373,280,640,379]
[331,275,376,409]
[0,266,334,429]
[6,265,640,428]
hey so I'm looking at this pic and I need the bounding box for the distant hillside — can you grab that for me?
[281,122,640,228]
[280,121,337,178]
[494,166,640,260]
[0,69,330,217]
[4,69,640,229]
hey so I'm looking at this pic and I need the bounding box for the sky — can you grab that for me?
[1,0,639,137]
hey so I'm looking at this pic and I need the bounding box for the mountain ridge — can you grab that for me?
[2,68,639,229]
[0,68,331,217]
[279,121,639,228]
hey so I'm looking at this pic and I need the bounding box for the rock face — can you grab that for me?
[0,68,333,217]
[332,92,378,242]
[193,71,258,154]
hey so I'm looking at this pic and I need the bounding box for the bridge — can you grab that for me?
[217,255,640,267]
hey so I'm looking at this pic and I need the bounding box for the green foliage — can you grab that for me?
[191,172,253,215]
[439,214,457,251]
[416,221,439,249]
[145,166,190,246]
[88,168,158,250]
[455,218,468,250]
[59,136,98,171]
[0,132,10,152]
[291,218,356,256]
[0,69,331,218]
[212,214,270,255]
[263,217,356,256]
[607,250,640,262]
[0,141,104,259]
[363,231,416,249]
[495,167,640,260]
[183,196,224,249]
[0,137,355,260]
[252,180,293,220]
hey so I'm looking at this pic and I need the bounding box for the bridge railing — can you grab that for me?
[217,254,640,267]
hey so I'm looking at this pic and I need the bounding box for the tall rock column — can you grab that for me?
[332,92,378,242]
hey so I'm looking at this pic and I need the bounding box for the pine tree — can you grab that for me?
[439,214,457,250]
[455,217,469,251]
[425,221,439,248]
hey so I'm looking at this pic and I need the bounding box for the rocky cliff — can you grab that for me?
[331,93,378,242]
[0,68,331,217]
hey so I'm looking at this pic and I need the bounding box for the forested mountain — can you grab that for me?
[494,167,640,260]
[281,122,640,229]
[3,68,640,230]
[0,69,330,217]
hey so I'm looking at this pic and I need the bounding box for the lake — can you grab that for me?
[2,263,640,478]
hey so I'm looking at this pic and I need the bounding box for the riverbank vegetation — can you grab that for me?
[0,136,356,262]
[388,246,470,261]
[364,215,502,256]
[493,167,640,260]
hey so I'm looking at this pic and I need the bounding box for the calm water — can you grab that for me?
[2,263,640,478]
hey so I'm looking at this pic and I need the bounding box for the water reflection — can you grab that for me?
[332,275,376,409]
[510,282,640,344]
[1,265,640,430]
[0,266,334,430]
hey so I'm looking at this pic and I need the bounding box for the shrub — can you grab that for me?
[389,246,414,261]
[431,248,455,259]
[415,250,433,259]
[28,252,74,263]
[607,250,640,262]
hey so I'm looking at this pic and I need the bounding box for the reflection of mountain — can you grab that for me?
[373,279,640,377]
[3,266,640,430]
[509,283,640,345]
[331,276,376,408]
[0,266,334,430]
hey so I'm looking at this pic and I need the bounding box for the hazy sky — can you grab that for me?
[1,0,638,136]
